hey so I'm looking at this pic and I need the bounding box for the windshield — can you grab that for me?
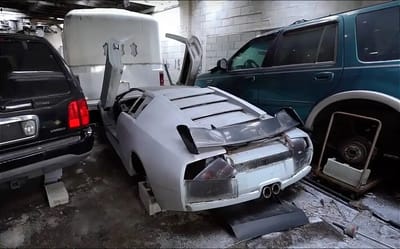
[0,39,69,99]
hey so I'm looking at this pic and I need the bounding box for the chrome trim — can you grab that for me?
[8,71,66,81]
[4,103,32,110]
[229,65,341,74]
[357,58,400,64]
[343,64,400,70]
[0,115,39,146]
[305,90,400,130]
[284,15,340,31]
[0,136,80,163]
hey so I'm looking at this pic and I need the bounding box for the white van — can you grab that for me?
[63,8,164,109]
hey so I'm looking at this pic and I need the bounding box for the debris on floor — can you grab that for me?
[360,191,400,229]
[244,220,345,248]
[0,138,399,248]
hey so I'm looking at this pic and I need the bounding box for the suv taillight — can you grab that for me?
[159,71,164,86]
[68,99,89,129]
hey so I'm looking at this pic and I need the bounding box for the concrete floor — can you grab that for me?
[0,135,399,248]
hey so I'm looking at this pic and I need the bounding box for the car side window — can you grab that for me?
[128,95,151,118]
[129,97,144,112]
[356,6,400,62]
[0,39,70,99]
[317,24,337,62]
[230,34,276,70]
[273,23,337,66]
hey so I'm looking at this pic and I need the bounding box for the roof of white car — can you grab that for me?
[142,86,267,128]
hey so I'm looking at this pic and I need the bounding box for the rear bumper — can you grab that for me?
[185,165,311,211]
[0,127,94,184]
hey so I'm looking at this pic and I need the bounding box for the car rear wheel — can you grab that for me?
[312,101,400,169]
[131,152,146,182]
[337,136,372,168]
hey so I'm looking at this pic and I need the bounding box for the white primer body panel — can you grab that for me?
[107,87,312,211]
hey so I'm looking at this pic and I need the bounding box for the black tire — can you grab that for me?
[337,136,372,167]
[131,152,146,182]
[312,104,394,168]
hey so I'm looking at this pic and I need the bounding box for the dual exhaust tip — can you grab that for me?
[262,183,281,199]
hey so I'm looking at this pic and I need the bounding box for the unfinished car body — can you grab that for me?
[99,36,312,211]
[100,86,312,211]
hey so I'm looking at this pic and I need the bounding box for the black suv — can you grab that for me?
[0,33,94,186]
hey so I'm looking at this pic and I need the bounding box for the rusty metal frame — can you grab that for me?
[315,111,382,193]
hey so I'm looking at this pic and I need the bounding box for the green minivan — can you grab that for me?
[195,1,400,168]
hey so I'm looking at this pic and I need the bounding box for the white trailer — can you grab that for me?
[63,8,164,109]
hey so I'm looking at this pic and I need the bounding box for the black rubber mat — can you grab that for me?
[214,198,309,240]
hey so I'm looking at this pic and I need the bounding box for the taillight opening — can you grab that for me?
[184,157,236,180]
[159,71,164,86]
[68,98,89,129]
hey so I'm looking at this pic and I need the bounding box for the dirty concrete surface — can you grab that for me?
[360,187,400,228]
[1,135,399,248]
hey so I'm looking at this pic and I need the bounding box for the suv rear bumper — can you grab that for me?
[0,127,94,184]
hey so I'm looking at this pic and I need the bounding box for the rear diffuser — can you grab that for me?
[214,198,308,240]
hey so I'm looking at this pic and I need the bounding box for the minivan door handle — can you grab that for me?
[314,72,334,81]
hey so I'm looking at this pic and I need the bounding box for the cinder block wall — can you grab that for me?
[154,0,387,83]
[153,2,191,84]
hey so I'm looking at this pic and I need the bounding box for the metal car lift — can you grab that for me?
[315,111,382,195]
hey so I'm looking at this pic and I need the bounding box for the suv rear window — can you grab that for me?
[0,39,70,99]
[0,40,62,71]
[356,6,400,62]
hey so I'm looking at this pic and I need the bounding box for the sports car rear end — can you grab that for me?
[165,87,313,211]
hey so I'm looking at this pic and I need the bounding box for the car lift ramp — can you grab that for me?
[213,198,308,240]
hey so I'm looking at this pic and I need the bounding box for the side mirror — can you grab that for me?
[217,58,228,71]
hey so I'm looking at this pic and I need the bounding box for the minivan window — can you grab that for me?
[356,6,400,62]
[0,39,69,99]
[273,23,337,66]
[230,34,276,70]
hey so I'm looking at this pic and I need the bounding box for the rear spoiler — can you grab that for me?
[177,108,303,154]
